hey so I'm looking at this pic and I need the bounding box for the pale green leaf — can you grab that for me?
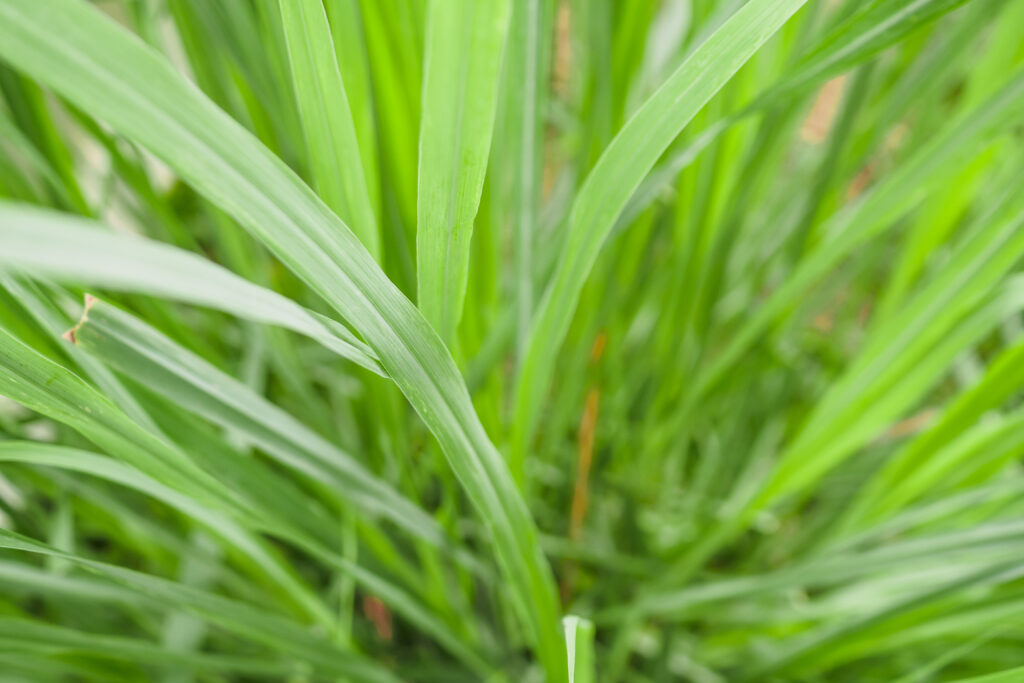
[416,0,511,343]
[279,0,380,258]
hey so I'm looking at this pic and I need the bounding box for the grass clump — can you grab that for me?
[0,0,1023,680]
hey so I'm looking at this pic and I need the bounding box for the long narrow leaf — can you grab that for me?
[416,0,511,343]
[279,0,380,258]
[0,203,381,374]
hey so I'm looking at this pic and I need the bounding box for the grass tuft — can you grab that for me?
[0,0,1023,680]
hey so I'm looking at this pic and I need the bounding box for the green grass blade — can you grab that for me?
[694,67,1024,402]
[0,557,142,606]
[0,437,486,673]
[0,440,334,628]
[763,188,1024,502]
[760,0,972,107]
[0,529,400,682]
[616,518,1024,622]
[747,561,1022,679]
[416,0,511,343]
[323,0,381,217]
[563,615,595,683]
[0,618,298,678]
[856,333,1024,523]
[951,666,1024,683]
[621,0,977,230]
[491,0,555,360]
[279,0,380,259]
[0,274,160,433]
[0,325,360,564]
[0,203,381,374]
[70,297,461,559]
[0,326,236,510]
[511,0,811,477]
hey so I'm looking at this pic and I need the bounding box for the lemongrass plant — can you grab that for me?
[0,0,1022,680]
